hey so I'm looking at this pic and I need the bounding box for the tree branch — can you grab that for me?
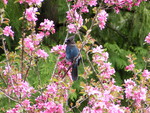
[0,89,19,103]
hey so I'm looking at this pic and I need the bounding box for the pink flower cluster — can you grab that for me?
[92,45,115,79]
[66,9,83,33]
[24,33,49,59]
[7,82,66,113]
[3,26,14,37]
[36,49,49,59]
[3,0,8,4]
[39,19,55,36]
[24,33,44,50]
[5,74,36,98]
[83,82,126,113]
[25,7,38,22]
[124,79,147,107]
[145,33,150,44]
[66,0,98,33]
[51,45,72,79]
[72,0,97,12]
[18,0,44,5]
[104,0,147,13]
[51,44,66,58]
[97,10,109,30]
[142,69,150,79]
[125,64,135,71]
[3,65,11,75]
[24,37,35,51]
[35,83,66,113]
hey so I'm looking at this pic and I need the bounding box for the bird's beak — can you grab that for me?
[65,39,68,44]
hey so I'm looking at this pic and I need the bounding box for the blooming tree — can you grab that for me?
[0,0,149,113]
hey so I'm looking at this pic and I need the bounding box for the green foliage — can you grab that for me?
[3,0,23,51]
[28,46,57,87]
[0,0,150,112]
[90,2,150,83]
[104,43,130,69]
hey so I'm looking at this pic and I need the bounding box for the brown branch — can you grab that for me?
[0,74,7,86]
[21,29,25,79]
[86,51,105,90]
[0,88,19,103]
[24,57,32,81]
[67,96,89,112]
[106,24,127,39]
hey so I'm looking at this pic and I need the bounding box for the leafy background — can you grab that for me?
[0,0,150,112]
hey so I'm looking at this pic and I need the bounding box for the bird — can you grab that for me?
[65,36,81,81]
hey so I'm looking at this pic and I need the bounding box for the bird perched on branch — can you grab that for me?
[65,36,81,81]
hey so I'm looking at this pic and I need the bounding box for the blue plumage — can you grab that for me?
[65,36,80,81]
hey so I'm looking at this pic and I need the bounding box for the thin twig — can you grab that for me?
[51,33,69,78]
[67,97,89,112]
[86,51,105,90]
[2,36,20,100]
[0,74,7,86]
[24,57,32,81]
[0,89,19,103]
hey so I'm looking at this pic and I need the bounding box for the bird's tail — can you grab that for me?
[72,63,78,81]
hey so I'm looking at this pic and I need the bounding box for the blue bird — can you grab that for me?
[65,36,81,81]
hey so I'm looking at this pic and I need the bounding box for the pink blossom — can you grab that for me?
[92,102,104,113]
[124,78,147,105]
[124,79,136,99]
[72,0,97,10]
[51,45,66,54]
[3,65,11,75]
[40,102,64,113]
[21,100,31,109]
[67,23,77,33]
[40,19,55,31]
[19,0,44,5]
[132,87,147,102]
[66,9,74,23]
[82,106,91,113]
[125,64,135,71]
[7,108,19,113]
[145,33,150,44]
[125,85,134,99]
[25,7,38,22]
[46,83,57,95]
[3,26,14,37]
[36,49,49,59]
[142,69,150,79]
[81,6,89,13]
[39,19,55,35]
[87,0,97,6]
[24,37,35,51]
[51,44,66,59]
[33,32,45,45]
[92,45,104,53]
[6,76,36,98]
[85,86,101,96]
[97,10,108,30]
[66,9,83,33]
[104,0,147,13]
[100,62,115,79]
[109,104,124,113]
[124,79,136,87]
[3,0,8,4]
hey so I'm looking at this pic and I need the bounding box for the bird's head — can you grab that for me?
[65,36,75,44]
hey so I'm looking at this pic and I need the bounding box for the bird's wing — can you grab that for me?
[66,45,79,62]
